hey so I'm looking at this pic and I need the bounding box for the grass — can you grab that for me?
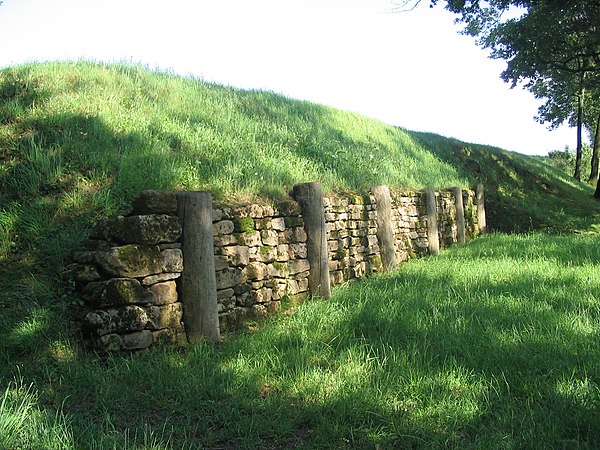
[1,61,600,448]
[1,233,599,448]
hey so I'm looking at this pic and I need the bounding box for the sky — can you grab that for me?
[0,0,578,155]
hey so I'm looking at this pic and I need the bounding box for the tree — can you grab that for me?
[397,0,600,186]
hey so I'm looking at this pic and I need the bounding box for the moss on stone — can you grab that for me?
[233,217,255,233]
[283,216,304,228]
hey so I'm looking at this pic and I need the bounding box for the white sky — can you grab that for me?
[0,0,578,155]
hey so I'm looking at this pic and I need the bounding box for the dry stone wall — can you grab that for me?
[70,185,483,352]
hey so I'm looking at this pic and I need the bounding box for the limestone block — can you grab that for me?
[97,245,163,278]
[103,278,153,306]
[251,304,268,319]
[161,248,183,272]
[288,259,310,275]
[140,272,181,286]
[214,234,239,247]
[214,256,229,271]
[216,268,245,289]
[271,217,286,231]
[150,281,178,305]
[276,244,290,262]
[121,330,154,351]
[213,220,234,236]
[286,279,300,295]
[221,245,250,267]
[324,212,336,222]
[267,262,289,278]
[236,292,253,307]
[282,227,307,244]
[146,303,183,330]
[83,310,116,336]
[152,327,187,347]
[217,287,235,300]
[84,305,148,336]
[289,243,307,259]
[217,293,236,313]
[297,278,309,292]
[252,287,273,303]
[274,200,301,216]
[212,209,224,222]
[257,245,277,263]
[130,190,177,215]
[239,231,261,247]
[330,270,345,285]
[245,262,268,281]
[260,229,279,246]
[97,333,122,352]
[101,214,182,245]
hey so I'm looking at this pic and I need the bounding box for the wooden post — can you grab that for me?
[476,183,487,234]
[292,182,331,298]
[176,191,220,343]
[372,185,397,271]
[452,187,466,245]
[425,188,440,256]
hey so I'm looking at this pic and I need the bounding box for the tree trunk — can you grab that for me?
[594,175,600,199]
[574,73,584,181]
[588,113,600,184]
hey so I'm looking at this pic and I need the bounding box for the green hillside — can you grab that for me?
[2,61,600,448]
[2,61,598,267]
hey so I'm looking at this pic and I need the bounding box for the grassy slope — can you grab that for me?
[1,61,599,448]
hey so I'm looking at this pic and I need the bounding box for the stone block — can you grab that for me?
[121,330,154,351]
[256,245,276,263]
[289,243,307,258]
[214,234,239,247]
[150,281,178,305]
[260,229,279,246]
[216,268,245,289]
[276,244,290,262]
[244,262,268,281]
[152,327,187,347]
[146,303,183,330]
[213,220,234,236]
[103,278,153,306]
[281,227,307,244]
[252,287,273,303]
[96,245,163,278]
[140,272,181,285]
[221,245,250,267]
[288,259,310,275]
[161,248,183,272]
[271,217,286,231]
[100,214,182,245]
[267,262,289,278]
[239,231,261,247]
[97,333,122,352]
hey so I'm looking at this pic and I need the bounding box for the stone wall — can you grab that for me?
[70,185,483,352]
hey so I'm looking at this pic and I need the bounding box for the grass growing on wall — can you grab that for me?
[2,233,600,448]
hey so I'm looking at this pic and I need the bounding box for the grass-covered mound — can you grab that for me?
[1,61,600,449]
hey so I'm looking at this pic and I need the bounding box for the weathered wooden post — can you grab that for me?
[176,191,220,343]
[425,188,440,256]
[452,186,466,245]
[476,183,487,234]
[292,182,331,298]
[372,185,397,271]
